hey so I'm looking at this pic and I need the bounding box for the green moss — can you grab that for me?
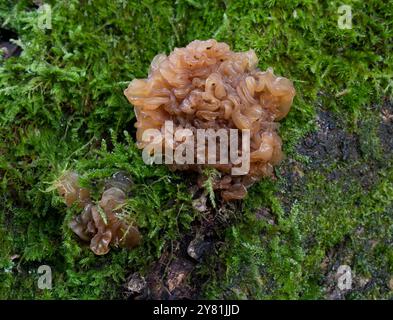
[357,108,384,161]
[202,164,393,299]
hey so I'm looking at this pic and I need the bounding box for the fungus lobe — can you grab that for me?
[57,171,141,255]
[124,39,295,200]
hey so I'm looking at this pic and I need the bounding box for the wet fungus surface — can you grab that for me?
[124,39,295,200]
[57,171,141,255]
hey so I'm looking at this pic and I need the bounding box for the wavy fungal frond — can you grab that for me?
[57,171,141,255]
[124,39,295,200]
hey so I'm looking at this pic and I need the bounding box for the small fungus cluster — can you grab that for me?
[57,171,141,255]
[125,39,296,200]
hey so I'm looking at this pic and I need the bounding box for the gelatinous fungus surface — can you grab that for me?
[124,39,295,200]
[57,171,141,255]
